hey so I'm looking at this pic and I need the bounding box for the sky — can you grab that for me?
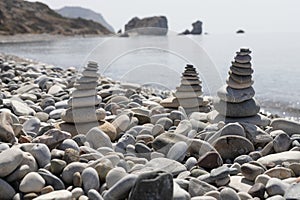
[28,0,300,33]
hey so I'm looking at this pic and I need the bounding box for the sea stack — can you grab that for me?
[60,61,101,135]
[214,48,260,118]
[161,64,209,114]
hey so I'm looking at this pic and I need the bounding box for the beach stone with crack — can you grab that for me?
[0,147,24,177]
[128,171,173,200]
[19,172,45,193]
[212,135,254,160]
[0,178,16,200]
[86,127,113,149]
[197,151,223,170]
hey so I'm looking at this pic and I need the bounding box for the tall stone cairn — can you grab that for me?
[60,61,101,135]
[214,48,260,118]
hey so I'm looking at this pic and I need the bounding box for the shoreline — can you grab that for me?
[0,53,300,199]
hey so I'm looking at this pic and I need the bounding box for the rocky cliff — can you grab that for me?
[56,6,114,33]
[124,16,168,36]
[0,0,112,35]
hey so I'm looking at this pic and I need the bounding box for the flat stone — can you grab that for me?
[74,82,98,90]
[226,76,253,89]
[19,172,45,193]
[257,151,300,166]
[230,66,253,76]
[61,107,97,123]
[86,127,113,149]
[214,98,260,118]
[231,61,252,68]
[82,167,100,194]
[67,96,101,107]
[76,76,98,83]
[228,176,253,193]
[11,100,35,116]
[264,167,294,179]
[103,174,137,200]
[175,91,203,99]
[82,70,99,77]
[270,118,300,135]
[234,54,251,63]
[32,129,71,150]
[49,109,65,120]
[57,121,99,136]
[72,89,96,98]
[0,178,16,200]
[160,97,180,108]
[145,158,187,176]
[197,151,223,170]
[212,135,254,160]
[176,84,202,92]
[181,79,202,85]
[38,169,66,190]
[177,98,204,108]
[217,85,255,103]
[167,141,188,162]
[0,147,24,177]
[106,167,127,189]
[33,190,72,200]
[230,72,252,84]
[128,171,173,200]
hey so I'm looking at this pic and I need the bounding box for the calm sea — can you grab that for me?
[1,33,299,119]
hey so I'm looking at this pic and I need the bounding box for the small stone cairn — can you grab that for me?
[60,61,101,135]
[161,64,209,114]
[214,48,260,118]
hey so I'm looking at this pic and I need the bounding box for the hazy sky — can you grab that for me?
[29,0,300,33]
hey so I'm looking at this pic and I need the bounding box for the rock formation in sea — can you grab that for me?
[161,64,210,114]
[124,16,168,36]
[59,61,100,135]
[179,20,203,35]
[210,48,268,125]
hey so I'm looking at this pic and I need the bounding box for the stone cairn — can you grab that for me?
[214,48,260,118]
[161,64,209,114]
[60,61,101,135]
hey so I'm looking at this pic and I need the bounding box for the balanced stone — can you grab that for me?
[214,48,260,119]
[60,61,101,135]
[161,64,208,114]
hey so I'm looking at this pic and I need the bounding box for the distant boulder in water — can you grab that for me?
[124,16,168,36]
[236,29,245,34]
[179,20,203,35]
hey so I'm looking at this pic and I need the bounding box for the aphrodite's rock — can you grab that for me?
[125,16,168,35]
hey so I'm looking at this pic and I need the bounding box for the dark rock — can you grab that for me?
[191,20,203,34]
[236,29,245,34]
[128,171,173,200]
[124,16,168,35]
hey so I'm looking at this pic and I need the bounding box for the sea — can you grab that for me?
[0,32,299,120]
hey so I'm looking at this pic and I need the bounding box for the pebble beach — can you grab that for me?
[0,51,300,200]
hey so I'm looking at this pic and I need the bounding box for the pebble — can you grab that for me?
[273,132,291,153]
[106,167,127,189]
[19,172,45,193]
[20,143,51,167]
[0,178,16,200]
[241,163,265,181]
[33,190,72,200]
[167,141,188,162]
[86,127,113,149]
[248,183,266,199]
[266,178,289,196]
[220,187,240,200]
[0,147,24,177]
[188,178,217,197]
[82,167,100,193]
[61,162,87,185]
